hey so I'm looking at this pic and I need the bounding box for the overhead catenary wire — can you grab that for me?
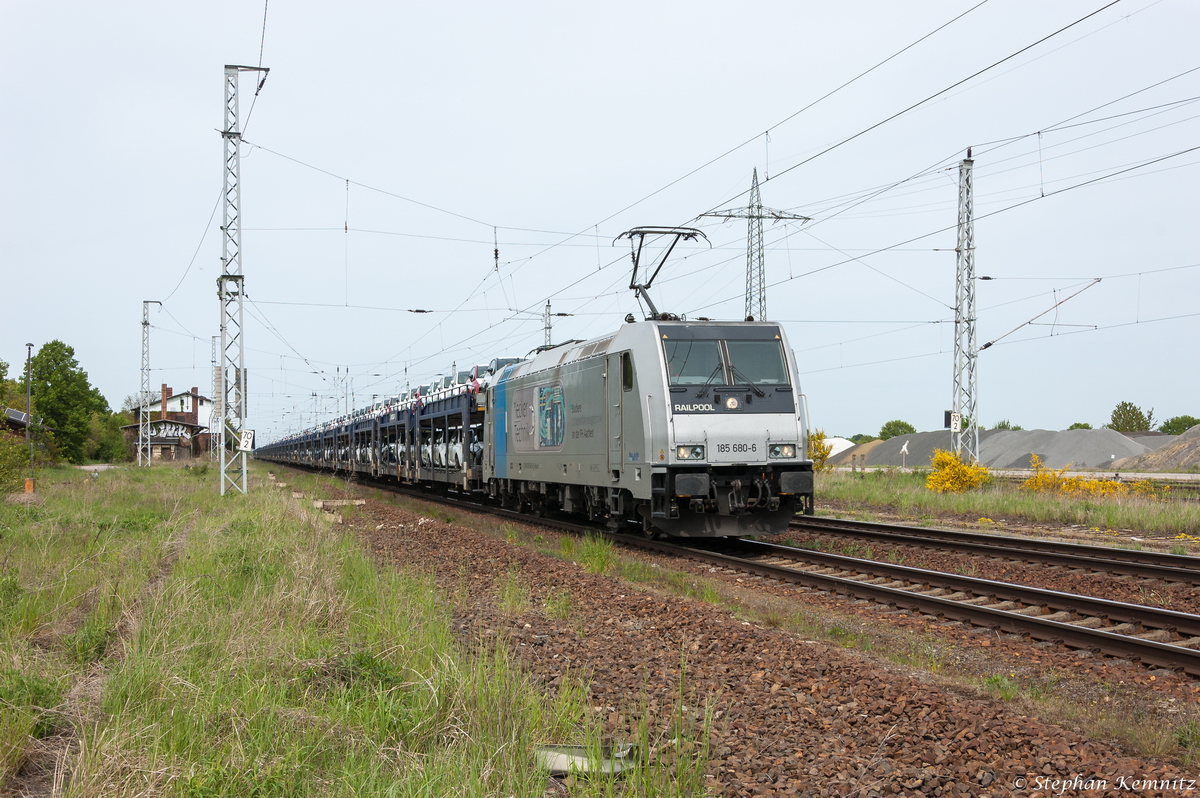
[685,143,1200,315]
[689,0,1127,222]
[797,311,1200,377]
[162,186,222,303]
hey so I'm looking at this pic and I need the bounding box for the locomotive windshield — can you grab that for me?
[726,340,788,385]
[664,340,724,386]
[664,336,789,387]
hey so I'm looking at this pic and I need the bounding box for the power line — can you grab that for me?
[693,0,1126,220]
[243,139,494,227]
[579,0,994,234]
[162,187,222,302]
[796,310,1198,377]
[685,143,1200,315]
[978,62,1200,150]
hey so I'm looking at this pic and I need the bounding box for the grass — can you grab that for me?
[578,534,615,575]
[498,568,531,615]
[820,468,1200,536]
[543,589,572,621]
[0,464,182,784]
[982,673,1020,701]
[0,464,709,796]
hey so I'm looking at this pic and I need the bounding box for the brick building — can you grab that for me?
[121,385,213,461]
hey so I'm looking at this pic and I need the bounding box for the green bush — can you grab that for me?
[0,433,28,493]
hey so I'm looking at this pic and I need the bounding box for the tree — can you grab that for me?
[878,420,916,441]
[86,410,133,462]
[0,359,24,410]
[992,419,1022,431]
[1067,422,1092,430]
[1160,415,1200,436]
[849,433,878,445]
[1106,401,1154,433]
[29,340,110,463]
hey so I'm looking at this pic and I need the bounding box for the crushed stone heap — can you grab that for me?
[830,428,1185,471]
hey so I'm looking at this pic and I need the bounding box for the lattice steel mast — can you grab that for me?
[218,65,268,495]
[138,300,160,466]
[210,335,219,462]
[541,301,572,347]
[702,169,808,321]
[952,151,980,463]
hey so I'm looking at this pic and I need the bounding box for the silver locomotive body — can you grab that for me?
[485,320,814,537]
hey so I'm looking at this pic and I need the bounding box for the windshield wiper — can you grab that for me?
[695,363,726,399]
[729,366,766,397]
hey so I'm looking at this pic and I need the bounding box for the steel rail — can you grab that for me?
[730,539,1200,637]
[791,516,1200,584]
[617,535,1200,676]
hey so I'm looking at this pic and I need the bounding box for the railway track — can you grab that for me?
[279,467,1200,676]
[618,534,1200,676]
[789,516,1200,584]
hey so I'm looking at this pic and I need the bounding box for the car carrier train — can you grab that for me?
[255,228,815,537]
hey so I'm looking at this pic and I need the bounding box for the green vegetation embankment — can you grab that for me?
[0,464,694,796]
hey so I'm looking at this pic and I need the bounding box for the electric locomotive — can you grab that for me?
[485,316,813,536]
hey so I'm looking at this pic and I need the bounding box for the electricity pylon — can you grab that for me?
[702,169,809,321]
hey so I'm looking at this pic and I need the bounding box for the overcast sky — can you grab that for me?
[3,0,1197,442]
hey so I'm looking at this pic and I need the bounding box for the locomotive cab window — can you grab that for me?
[664,339,725,386]
[621,352,634,391]
[725,340,788,385]
[662,336,790,387]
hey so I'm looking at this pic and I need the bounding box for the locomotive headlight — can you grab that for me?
[676,445,705,460]
[769,443,797,459]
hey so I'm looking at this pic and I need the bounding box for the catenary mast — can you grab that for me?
[951,151,980,463]
[138,300,160,466]
[218,65,267,494]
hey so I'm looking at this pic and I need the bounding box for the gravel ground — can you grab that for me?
[302,478,1200,797]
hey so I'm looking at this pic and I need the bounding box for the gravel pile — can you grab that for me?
[832,429,1168,471]
[1116,425,1200,472]
[348,496,1193,797]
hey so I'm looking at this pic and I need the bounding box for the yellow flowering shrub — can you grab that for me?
[808,428,833,474]
[1020,454,1166,500]
[926,449,990,493]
